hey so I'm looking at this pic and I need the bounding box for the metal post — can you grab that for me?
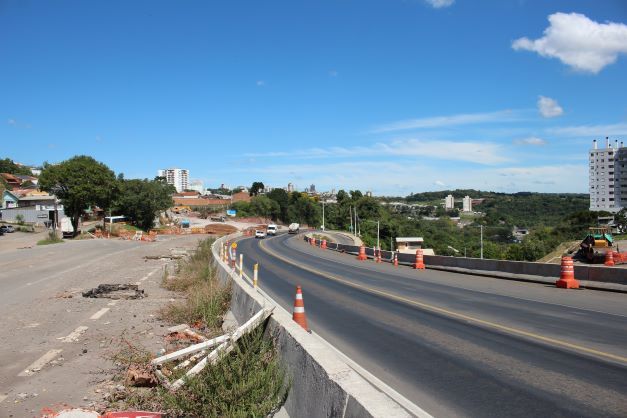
[349,206,353,235]
[253,263,258,288]
[322,201,325,231]
[480,225,484,259]
[239,253,243,278]
[377,220,380,250]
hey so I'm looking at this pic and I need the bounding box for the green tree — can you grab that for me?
[249,195,280,219]
[0,158,33,176]
[39,156,117,237]
[267,188,289,222]
[249,182,265,196]
[113,177,175,230]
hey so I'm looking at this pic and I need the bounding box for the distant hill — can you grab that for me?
[405,189,590,228]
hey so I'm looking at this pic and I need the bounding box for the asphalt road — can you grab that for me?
[0,235,204,416]
[238,233,627,418]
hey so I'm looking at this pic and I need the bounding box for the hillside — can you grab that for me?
[405,189,590,228]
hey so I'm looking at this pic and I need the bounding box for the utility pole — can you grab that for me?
[321,201,325,231]
[349,206,353,235]
[480,224,484,259]
[376,220,380,249]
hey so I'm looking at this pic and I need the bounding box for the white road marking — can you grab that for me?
[24,322,40,328]
[107,300,118,306]
[18,349,63,377]
[0,394,7,403]
[58,326,88,343]
[90,308,110,320]
[140,268,160,281]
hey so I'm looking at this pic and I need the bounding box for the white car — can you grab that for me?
[267,224,278,236]
[255,230,267,239]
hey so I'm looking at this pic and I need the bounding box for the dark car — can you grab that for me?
[0,225,14,233]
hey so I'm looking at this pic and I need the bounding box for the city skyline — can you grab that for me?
[1,1,626,195]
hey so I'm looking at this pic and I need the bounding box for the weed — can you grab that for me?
[37,231,64,245]
[155,329,287,418]
[160,238,231,331]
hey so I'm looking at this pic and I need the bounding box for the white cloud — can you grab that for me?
[256,80,266,87]
[537,96,563,118]
[372,110,519,133]
[512,12,627,74]
[434,180,446,186]
[424,0,454,8]
[7,118,16,125]
[329,70,338,77]
[514,136,547,146]
[245,138,509,165]
[548,122,627,137]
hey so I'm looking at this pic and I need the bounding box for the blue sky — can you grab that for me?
[1,0,626,195]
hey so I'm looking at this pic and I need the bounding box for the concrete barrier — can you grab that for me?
[212,235,420,418]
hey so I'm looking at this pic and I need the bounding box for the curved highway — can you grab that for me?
[236,233,627,418]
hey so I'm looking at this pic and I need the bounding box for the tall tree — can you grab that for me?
[267,188,289,222]
[113,177,175,230]
[39,156,117,236]
[249,181,265,196]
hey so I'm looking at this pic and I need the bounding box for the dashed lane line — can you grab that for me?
[17,349,63,377]
[58,326,89,343]
[259,239,627,365]
[0,394,7,403]
[90,308,110,320]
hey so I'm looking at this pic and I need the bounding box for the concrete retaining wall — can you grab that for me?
[212,235,415,418]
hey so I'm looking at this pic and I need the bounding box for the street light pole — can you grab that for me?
[322,201,325,231]
[377,220,380,249]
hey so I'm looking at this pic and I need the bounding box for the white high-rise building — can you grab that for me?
[444,194,454,210]
[157,168,189,193]
[287,182,294,193]
[462,196,472,212]
[589,137,625,213]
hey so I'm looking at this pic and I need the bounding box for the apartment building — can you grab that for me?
[157,168,189,193]
[589,138,625,213]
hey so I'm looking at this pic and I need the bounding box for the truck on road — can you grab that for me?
[61,217,80,238]
[288,223,300,234]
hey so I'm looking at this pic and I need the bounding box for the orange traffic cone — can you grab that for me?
[357,245,367,261]
[556,256,580,289]
[414,249,425,270]
[292,286,309,331]
[321,239,327,249]
[375,247,382,263]
[604,251,615,266]
[393,252,398,267]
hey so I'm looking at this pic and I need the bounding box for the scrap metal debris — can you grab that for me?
[151,307,274,391]
[82,284,145,300]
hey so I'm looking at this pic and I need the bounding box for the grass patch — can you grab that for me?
[160,239,231,330]
[117,329,287,418]
[37,231,64,245]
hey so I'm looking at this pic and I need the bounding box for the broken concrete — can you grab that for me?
[82,284,145,300]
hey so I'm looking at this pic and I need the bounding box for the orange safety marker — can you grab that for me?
[414,249,425,270]
[357,245,367,261]
[604,251,615,266]
[555,256,580,289]
[394,252,398,267]
[292,286,309,331]
[376,247,382,263]
[321,239,327,249]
